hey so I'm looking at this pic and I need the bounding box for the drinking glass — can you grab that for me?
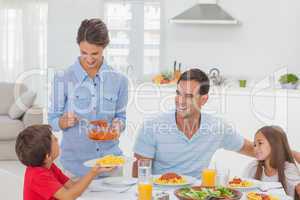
[216,168,230,186]
[201,169,216,187]
[137,159,152,200]
[212,161,230,187]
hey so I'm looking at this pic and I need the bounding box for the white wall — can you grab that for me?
[162,0,300,79]
[48,0,300,80]
[48,0,104,68]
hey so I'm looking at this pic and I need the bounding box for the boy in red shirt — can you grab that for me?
[15,125,115,200]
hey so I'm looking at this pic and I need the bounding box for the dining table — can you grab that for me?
[78,177,292,200]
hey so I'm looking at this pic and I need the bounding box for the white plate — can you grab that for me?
[102,177,137,186]
[228,178,259,190]
[152,174,196,186]
[83,156,127,167]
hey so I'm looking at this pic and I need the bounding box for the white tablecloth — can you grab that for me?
[78,179,292,200]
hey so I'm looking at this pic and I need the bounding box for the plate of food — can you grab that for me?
[247,192,279,200]
[228,177,257,190]
[153,172,196,186]
[84,155,126,167]
[87,120,119,141]
[174,186,242,200]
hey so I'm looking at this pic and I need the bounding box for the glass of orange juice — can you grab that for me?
[138,183,152,200]
[201,169,216,187]
[138,159,152,200]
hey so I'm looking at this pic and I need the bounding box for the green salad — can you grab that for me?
[179,186,235,200]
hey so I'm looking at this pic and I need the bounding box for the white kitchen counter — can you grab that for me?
[129,82,300,98]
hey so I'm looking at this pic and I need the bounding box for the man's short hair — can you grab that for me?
[15,125,52,166]
[177,68,210,95]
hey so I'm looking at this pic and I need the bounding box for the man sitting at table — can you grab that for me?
[132,68,300,178]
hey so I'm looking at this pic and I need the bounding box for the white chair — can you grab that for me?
[0,169,23,200]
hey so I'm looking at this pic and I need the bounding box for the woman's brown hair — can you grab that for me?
[254,126,297,198]
[76,18,110,47]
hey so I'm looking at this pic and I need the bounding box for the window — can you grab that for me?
[0,1,47,107]
[0,1,47,82]
[0,8,23,80]
[104,0,161,78]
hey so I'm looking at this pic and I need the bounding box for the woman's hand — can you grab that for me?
[109,119,123,139]
[59,112,79,129]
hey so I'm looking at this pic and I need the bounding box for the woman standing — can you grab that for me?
[48,18,128,177]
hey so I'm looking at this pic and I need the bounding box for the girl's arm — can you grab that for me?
[284,162,300,198]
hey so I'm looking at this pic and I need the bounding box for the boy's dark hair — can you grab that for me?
[77,18,110,47]
[177,68,210,95]
[15,125,52,166]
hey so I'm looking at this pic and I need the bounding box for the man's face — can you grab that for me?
[175,80,208,119]
[79,41,104,69]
